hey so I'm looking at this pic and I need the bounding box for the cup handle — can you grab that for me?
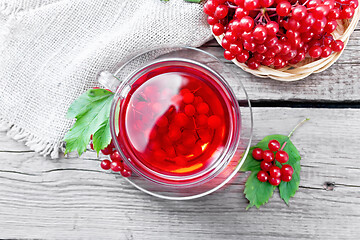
[97,71,121,92]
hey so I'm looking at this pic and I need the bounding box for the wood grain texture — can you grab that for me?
[0,108,359,239]
[200,26,360,101]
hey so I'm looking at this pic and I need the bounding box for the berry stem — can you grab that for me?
[264,12,271,23]
[259,15,264,24]
[280,118,310,151]
[255,12,262,21]
[192,87,201,93]
[288,118,310,139]
[226,2,238,8]
[280,142,287,151]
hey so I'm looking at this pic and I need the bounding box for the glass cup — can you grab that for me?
[99,47,253,200]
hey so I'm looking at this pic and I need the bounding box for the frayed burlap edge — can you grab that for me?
[0,117,64,158]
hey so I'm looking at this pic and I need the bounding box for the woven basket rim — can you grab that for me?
[212,6,360,82]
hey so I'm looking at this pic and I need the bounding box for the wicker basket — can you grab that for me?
[212,7,360,81]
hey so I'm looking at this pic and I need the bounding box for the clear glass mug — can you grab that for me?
[98,47,253,200]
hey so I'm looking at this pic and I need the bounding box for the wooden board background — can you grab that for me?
[1,23,360,240]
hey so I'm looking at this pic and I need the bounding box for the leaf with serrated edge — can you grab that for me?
[242,134,301,208]
[244,171,276,210]
[279,139,301,204]
[64,89,114,155]
[240,146,261,172]
[66,89,113,119]
[252,134,301,204]
[93,119,112,154]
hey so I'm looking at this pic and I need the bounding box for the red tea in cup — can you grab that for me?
[108,47,251,199]
[115,61,236,181]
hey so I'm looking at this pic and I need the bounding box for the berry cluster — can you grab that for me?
[135,87,222,167]
[90,137,132,177]
[252,139,294,186]
[204,0,358,69]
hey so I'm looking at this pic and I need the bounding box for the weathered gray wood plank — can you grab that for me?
[199,25,360,101]
[0,108,359,239]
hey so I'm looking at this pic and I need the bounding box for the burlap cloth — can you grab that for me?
[0,0,212,158]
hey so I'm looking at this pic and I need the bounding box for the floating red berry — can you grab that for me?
[252,148,263,160]
[196,114,208,126]
[179,88,190,95]
[183,92,194,104]
[198,129,212,142]
[173,113,189,127]
[196,102,210,114]
[168,128,182,141]
[174,156,188,167]
[208,115,221,129]
[182,133,197,147]
[156,116,169,128]
[165,146,177,158]
[184,104,196,116]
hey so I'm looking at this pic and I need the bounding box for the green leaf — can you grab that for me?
[279,139,301,205]
[66,89,113,119]
[244,171,276,210]
[241,134,301,209]
[93,119,112,154]
[240,146,261,172]
[63,89,114,156]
